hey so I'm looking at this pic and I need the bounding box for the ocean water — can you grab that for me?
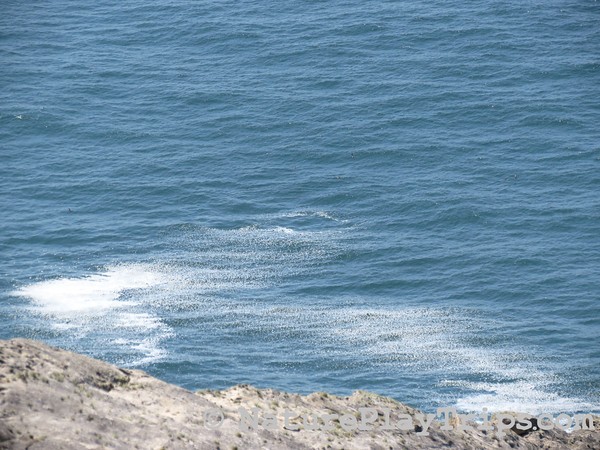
[1,0,599,415]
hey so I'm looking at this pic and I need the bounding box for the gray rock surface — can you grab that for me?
[0,339,598,449]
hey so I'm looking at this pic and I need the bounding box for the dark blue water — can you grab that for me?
[1,0,599,414]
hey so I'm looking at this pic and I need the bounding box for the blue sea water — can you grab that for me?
[1,0,599,415]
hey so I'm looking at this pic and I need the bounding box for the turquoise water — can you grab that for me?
[1,0,599,414]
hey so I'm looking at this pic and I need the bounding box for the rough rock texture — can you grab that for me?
[0,339,598,449]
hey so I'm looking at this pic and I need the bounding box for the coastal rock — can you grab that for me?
[0,339,597,449]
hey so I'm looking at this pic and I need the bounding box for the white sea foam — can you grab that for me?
[370,309,594,414]
[14,263,173,365]
[14,264,165,315]
[273,226,296,234]
[11,221,342,366]
[318,307,596,414]
[114,312,162,330]
[14,223,592,414]
[166,223,345,292]
[279,210,342,222]
[129,338,169,365]
[214,303,597,415]
[109,336,170,366]
[454,382,597,415]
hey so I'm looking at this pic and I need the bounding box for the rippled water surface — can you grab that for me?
[1,0,599,414]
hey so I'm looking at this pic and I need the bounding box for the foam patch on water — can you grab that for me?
[317,307,597,414]
[14,264,165,315]
[13,219,348,367]
[110,337,170,366]
[279,210,342,222]
[114,312,163,330]
[454,383,597,416]
[14,263,174,366]
[187,300,597,414]
[273,226,296,234]
[13,216,595,414]
[166,223,347,290]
